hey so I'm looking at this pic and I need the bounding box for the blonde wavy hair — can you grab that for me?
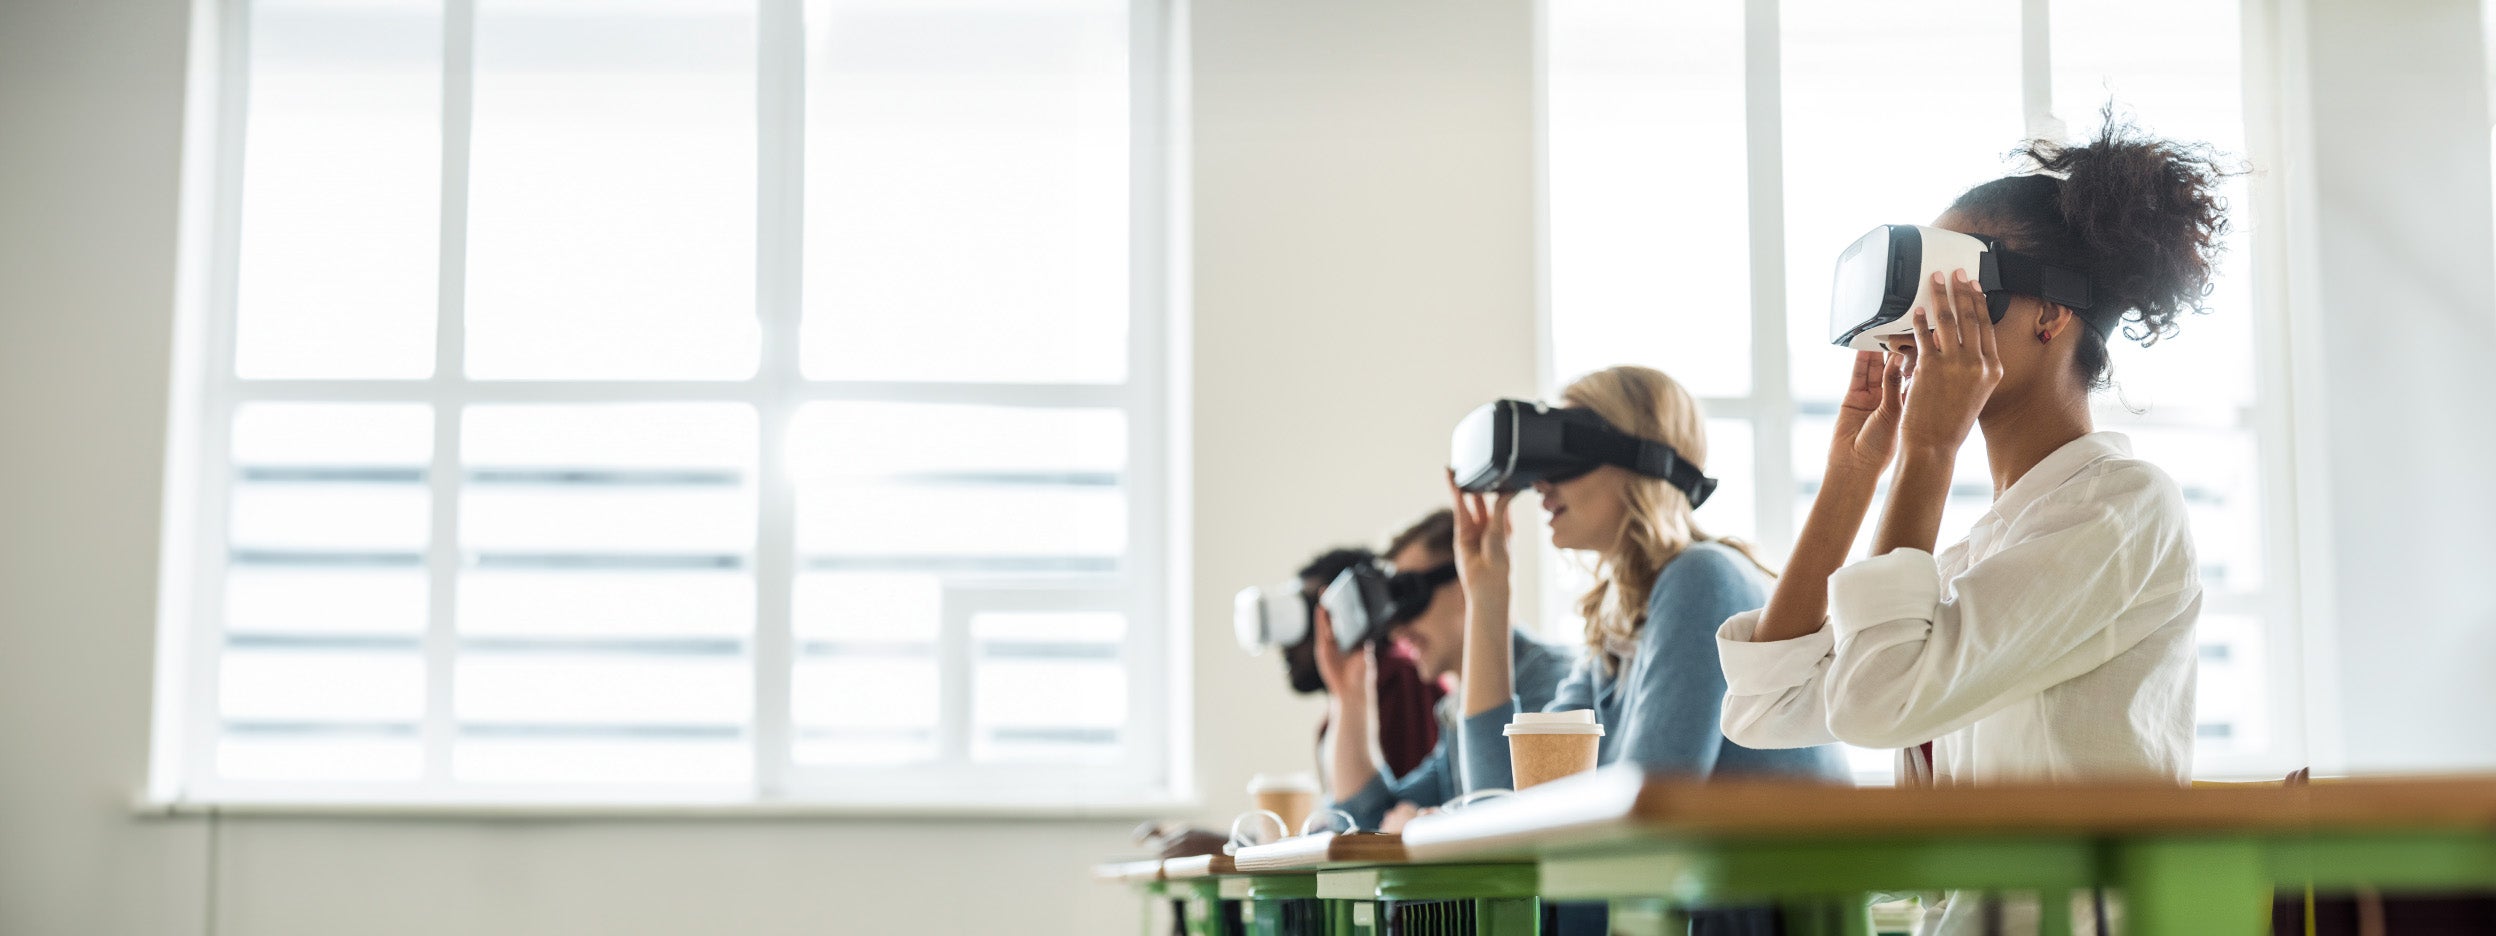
[1560,366,1776,668]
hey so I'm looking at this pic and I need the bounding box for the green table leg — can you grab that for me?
[1140,882,1167,936]
[1842,897,1874,936]
[2112,836,2267,936]
[1316,869,1382,936]
[1184,880,1239,936]
[1478,896,1537,936]
[2037,890,2073,936]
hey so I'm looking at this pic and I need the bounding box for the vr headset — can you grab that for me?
[1828,224,2101,351]
[1317,560,1458,652]
[1233,581,1314,657]
[1448,399,1717,508]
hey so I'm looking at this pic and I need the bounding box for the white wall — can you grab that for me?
[1187,0,1540,822]
[2295,0,2496,773]
[0,0,211,931]
[0,0,1537,933]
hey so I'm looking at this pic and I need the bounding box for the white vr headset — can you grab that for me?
[1233,559,1456,657]
[1233,581,1311,656]
[1828,224,2103,351]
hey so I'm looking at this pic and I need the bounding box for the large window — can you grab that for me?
[157,0,1175,806]
[1543,0,2296,780]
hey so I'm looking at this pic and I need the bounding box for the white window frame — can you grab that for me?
[1533,0,2315,782]
[148,0,1187,811]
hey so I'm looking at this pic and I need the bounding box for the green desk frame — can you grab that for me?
[1117,775,2496,936]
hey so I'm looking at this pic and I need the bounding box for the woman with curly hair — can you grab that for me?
[1718,113,2234,932]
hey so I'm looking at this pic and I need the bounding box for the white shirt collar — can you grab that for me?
[1981,431,2132,527]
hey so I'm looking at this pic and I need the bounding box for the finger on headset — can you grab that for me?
[1910,303,1938,358]
[1444,471,1477,525]
[1881,352,1906,411]
[1851,350,1880,393]
[1936,273,1967,350]
[1954,269,1993,348]
[1977,298,2001,361]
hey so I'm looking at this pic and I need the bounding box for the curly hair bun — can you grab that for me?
[2012,104,2238,344]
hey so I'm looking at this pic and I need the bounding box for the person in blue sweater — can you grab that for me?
[1445,365,1850,791]
[1313,510,1574,832]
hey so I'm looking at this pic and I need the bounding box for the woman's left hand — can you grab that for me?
[1899,270,2002,452]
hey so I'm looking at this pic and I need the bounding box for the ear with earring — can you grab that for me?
[2038,304,2070,344]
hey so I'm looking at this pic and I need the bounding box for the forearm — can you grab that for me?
[1458,702,1519,791]
[1459,586,1515,718]
[1873,445,1955,556]
[1751,469,1879,643]
[1324,690,1381,803]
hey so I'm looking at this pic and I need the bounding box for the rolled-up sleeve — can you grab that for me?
[1827,548,1944,643]
[1715,608,1840,749]
[1818,469,2194,750]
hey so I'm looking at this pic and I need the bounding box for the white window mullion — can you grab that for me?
[1742,0,1796,554]
[422,0,479,786]
[794,381,1131,408]
[184,0,260,798]
[1122,0,1176,795]
[2021,0,2059,138]
[225,379,1128,408]
[750,0,804,799]
[229,380,769,404]
[937,594,975,766]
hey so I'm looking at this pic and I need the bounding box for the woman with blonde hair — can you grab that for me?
[1448,365,1848,791]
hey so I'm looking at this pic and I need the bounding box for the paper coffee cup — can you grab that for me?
[1504,710,1604,789]
[1247,772,1319,834]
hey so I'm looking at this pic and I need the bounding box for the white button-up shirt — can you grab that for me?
[1715,432,2201,935]
[1716,431,2202,784]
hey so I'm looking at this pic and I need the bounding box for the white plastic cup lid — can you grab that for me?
[1504,709,1605,736]
[1247,772,1320,794]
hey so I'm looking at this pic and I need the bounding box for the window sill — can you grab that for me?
[132,794,1205,822]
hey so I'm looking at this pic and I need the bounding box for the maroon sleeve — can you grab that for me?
[1368,649,1444,777]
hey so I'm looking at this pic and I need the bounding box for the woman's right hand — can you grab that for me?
[1826,349,1906,483]
[1445,470,1516,598]
[1311,608,1370,697]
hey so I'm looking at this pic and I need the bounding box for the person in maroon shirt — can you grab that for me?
[1285,547,1445,779]
[1138,545,1449,859]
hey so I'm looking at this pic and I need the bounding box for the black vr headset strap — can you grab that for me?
[1383,562,1460,625]
[1560,422,1718,509]
[1991,249,2115,339]
[1403,562,1459,594]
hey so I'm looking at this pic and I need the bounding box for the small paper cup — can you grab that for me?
[1503,710,1604,789]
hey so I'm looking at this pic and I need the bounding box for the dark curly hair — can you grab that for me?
[1946,104,2239,389]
